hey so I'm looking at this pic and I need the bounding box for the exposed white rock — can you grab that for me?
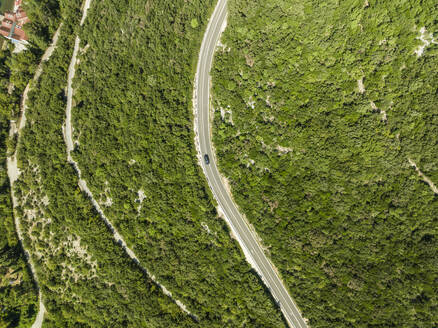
[137,189,146,203]
[408,158,438,194]
[246,96,255,109]
[218,105,233,125]
[7,82,14,94]
[381,110,387,122]
[357,77,365,94]
[246,158,255,168]
[265,95,272,108]
[201,222,211,234]
[414,27,437,57]
[370,101,378,111]
[80,43,90,54]
[276,145,293,154]
[102,197,113,207]
[220,107,225,120]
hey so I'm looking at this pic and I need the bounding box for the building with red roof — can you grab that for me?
[0,0,29,43]
[0,16,13,39]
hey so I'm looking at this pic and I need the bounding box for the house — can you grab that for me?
[0,0,29,43]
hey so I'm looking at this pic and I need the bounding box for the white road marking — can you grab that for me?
[194,1,308,327]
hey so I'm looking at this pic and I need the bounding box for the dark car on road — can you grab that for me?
[204,154,210,164]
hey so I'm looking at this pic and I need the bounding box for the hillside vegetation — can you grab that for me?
[13,8,200,328]
[0,0,64,325]
[5,0,206,327]
[1,0,289,326]
[0,47,38,328]
[212,0,438,327]
[66,0,287,326]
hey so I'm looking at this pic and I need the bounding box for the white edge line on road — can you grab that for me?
[193,1,308,327]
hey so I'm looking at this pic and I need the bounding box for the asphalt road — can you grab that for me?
[194,1,308,327]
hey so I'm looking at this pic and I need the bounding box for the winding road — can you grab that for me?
[194,1,308,327]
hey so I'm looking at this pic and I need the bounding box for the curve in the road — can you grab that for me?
[193,1,308,327]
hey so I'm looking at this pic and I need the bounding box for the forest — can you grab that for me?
[66,0,287,325]
[0,45,38,328]
[2,0,289,326]
[0,0,62,324]
[10,0,200,326]
[4,0,436,326]
[211,0,438,327]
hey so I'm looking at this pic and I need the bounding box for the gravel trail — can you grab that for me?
[63,0,195,318]
[6,23,63,328]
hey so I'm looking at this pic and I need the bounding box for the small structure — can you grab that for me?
[0,0,30,44]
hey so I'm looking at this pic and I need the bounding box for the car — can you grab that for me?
[204,154,210,164]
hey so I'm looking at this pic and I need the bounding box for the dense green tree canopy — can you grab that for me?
[0,0,64,324]
[68,0,286,325]
[212,0,438,327]
[2,0,288,326]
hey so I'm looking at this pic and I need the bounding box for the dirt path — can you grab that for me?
[6,23,62,328]
[63,0,195,319]
[408,158,438,194]
[30,297,45,328]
